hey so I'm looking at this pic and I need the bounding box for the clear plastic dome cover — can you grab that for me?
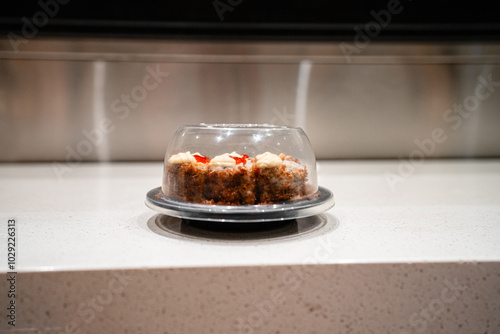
[161,124,318,205]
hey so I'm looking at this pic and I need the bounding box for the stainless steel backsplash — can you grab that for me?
[1,38,499,161]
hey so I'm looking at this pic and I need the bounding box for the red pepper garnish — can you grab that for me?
[230,154,249,165]
[193,154,210,164]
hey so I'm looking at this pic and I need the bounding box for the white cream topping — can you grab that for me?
[255,152,282,168]
[209,153,236,167]
[228,151,242,158]
[168,151,196,164]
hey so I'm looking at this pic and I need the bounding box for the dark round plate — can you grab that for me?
[145,186,334,223]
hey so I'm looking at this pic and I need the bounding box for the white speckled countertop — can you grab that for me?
[1,160,499,333]
[1,160,499,271]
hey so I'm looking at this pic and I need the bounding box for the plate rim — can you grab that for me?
[145,186,334,223]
